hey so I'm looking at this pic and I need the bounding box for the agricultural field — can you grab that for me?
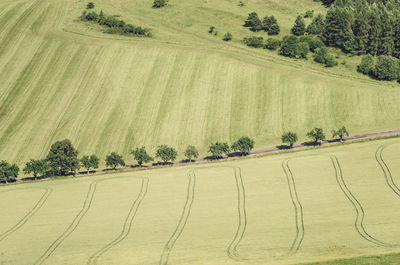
[0,0,400,167]
[1,138,400,265]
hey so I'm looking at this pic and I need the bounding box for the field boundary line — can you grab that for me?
[281,159,305,255]
[330,155,392,247]
[375,143,400,198]
[87,177,149,265]
[159,170,196,265]
[0,187,52,242]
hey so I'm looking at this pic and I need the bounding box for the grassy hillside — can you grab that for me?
[0,0,399,167]
[1,137,400,264]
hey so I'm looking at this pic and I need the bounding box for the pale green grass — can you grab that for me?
[1,138,400,264]
[0,0,399,169]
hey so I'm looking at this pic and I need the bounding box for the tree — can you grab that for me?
[87,2,95,9]
[184,145,199,161]
[332,126,349,141]
[223,32,232,41]
[373,55,400,81]
[296,42,310,58]
[306,14,325,35]
[85,11,99,21]
[243,37,264,48]
[156,145,178,164]
[280,35,299,58]
[0,161,19,183]
[265,38,281,50]
[131,147,153,166]
[231,137,255,155]
[314,47,337,67]
[281,132,298,148]
[153,0,168,8]
[80,155,99,173]
[208,142,230,158]
[244,12,262,31]
[322,7,354,51]
[304,10,314,18]
[263,16,280,35]
[306,128,326,144]
[308,37,324,52]
[23,159,48,180]
[291,16,306,36]
[46,139,79,176]
[105,152,125,169]
[357,54,375,75]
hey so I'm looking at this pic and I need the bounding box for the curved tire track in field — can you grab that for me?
[0,187,52,242]
[330,155,391,247]
[281,159,305,255]
[159,170,196,265]
[375,144,400,198]
[87,177,149,265]
[227,167,247,261]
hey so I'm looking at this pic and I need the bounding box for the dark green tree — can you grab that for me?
[105,152,125,169]
[306,128,326,144]
[80,155,99,173]
[280,35,299,58]
[156,145,178,164]
[323,7,354,51]
[23,159,48,180]
[281,132,298,148]
[296,42,310,58]
[305,10,314,18]
[231,137,255,155]
[46,139,79,176]
[265,38,281,50]
[243,37,264,48]
[291,16,306,36]
[244,12,262,31]
[263,16,280,35]
[373,55,400,80]
[314,47,337,67]
[208,142,230,158]
[332,126,349,141]
[0,161,19,183]
[306,14,325,35]
[131,147,153,166]
[357,54,375,75]
[184,145,199,162]
[87,2,95,9]
[85,11,99,21]
[153,0,168,8]
[223,32,232,41]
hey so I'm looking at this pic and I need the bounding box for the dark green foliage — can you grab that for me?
[323,7,354,51]
[23,159,48,179]
[80,155,99,173]
[314,47,338,67]
[308,37,324,52]
[305,10,314,18]
[231,137,255,155]
[46,139,79,176]
[208,142,230,158]
[357,54,375,75]
[184,145,199,161]
[0,160,19,183]
[291,16,306,36]
[156,145,178,164]
[131,147,153,166]
[306,14,325,35]
[223,32,232,41]
[85,11,98,21]
[105,152,125,169]
[280,35,299,58]
[87,2,95,9]
[332,126,349,141]
[372,55,400,80]
[208,26,215,34]
[243,36,264,48]
[263,16,280,35]
[153,0,168,8]
[281,132,298,148]
[306,128,326,144]
[244,12,263,32]
[265,38,281,50]
[321,0,335,6]
[296,42,310,58]
[238,1,245,7]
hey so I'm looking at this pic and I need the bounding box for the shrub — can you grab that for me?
[357,54,375,75]
[153,0,168,8]
[373,55,400,81]
[314,47,337,67]
[304,10,314,18]
[308,37,324,52]
[85,11,99,21]
[223,32,232,41]
[296,42,310,59]
[208,26,215,34]
[87,2,95,9]
[243,36,264,48]
[279,35,299,58]
[265,38,281,50]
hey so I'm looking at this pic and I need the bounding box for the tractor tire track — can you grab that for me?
[0,187,52,242]
[330,155,392,247]
[227,167,247,261]
[375,144,400,198]
[87,177,149,265]
[159,170,196,265]
[281,159,305,255]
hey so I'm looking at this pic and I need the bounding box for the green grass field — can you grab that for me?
[1,137,400,265]
[0,0,399,168]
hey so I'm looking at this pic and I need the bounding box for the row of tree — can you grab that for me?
[244,12,280,35]
[358,54,400,81]
[0,127,350,183]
